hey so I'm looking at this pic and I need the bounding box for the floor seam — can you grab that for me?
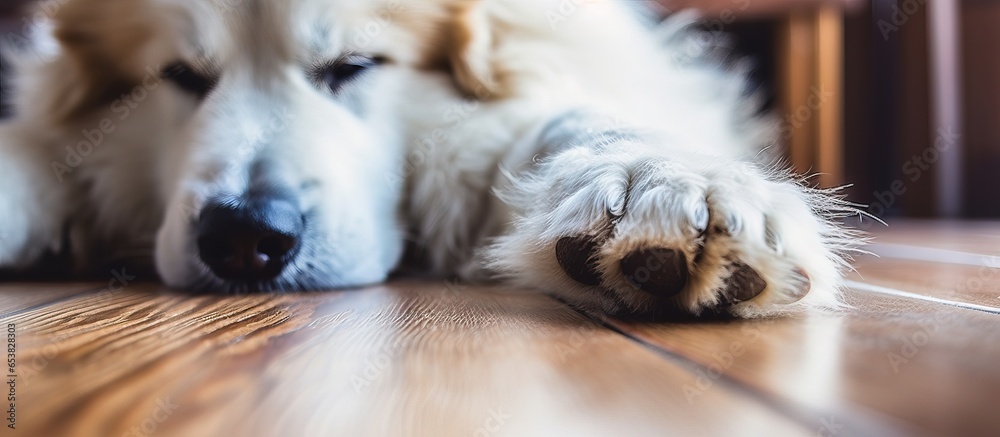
[846,280,1000,315]
[544,294,852,436]
[866,242,999,268]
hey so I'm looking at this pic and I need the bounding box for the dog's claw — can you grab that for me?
[621,248,688,298]
[691,203,710,234]
[555,236,603,286]
[721,262,766,304]
[774,267,811,304]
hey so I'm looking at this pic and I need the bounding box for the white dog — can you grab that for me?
[0,0,859,318]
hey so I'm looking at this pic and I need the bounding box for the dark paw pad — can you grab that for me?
[721,262,767,305]
[620,248,688,298]
[555,236,603,286]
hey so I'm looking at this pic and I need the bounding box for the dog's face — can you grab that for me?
[48,0,479,291]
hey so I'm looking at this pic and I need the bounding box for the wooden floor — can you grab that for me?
[3,221,999,436]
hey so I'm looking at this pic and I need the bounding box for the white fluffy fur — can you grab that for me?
[0,0,860,317]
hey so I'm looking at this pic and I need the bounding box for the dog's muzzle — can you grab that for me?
[196,190,305,283]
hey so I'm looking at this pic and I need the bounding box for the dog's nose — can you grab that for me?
[196,193,304,283]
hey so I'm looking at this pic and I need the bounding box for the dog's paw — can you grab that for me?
[485,143,856,318]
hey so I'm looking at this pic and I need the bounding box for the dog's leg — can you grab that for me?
[0,125,70,268]
[477,110,859,317]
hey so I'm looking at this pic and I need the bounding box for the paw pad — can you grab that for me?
[620,248,688,298]
[720,262,766,304]
[555,236,602,286]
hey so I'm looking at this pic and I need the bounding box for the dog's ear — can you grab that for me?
[47,0,149,121]
[444,1,500,99]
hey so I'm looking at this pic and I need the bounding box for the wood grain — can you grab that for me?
[3,220,1000,436]
[0,283,103,318]
[5,282,809,437]
[867,220,1000,258]
[606,288,1000,436]
[850,255,1000,310]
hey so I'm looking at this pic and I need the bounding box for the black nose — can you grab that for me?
[196,193,305,283]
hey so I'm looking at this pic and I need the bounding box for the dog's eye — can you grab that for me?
[314,55,379,93]
[161,62,217,98]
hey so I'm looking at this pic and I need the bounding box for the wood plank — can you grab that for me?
[5,282,811,437]
[0,283,104,318]
[866,220,1000,258]
[606,287,1000,436]
[849,255,1000,311]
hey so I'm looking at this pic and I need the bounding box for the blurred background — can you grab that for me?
[662,0,992,221]
[1,0,995,220]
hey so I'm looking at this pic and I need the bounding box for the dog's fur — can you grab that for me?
[0,0,860,318]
